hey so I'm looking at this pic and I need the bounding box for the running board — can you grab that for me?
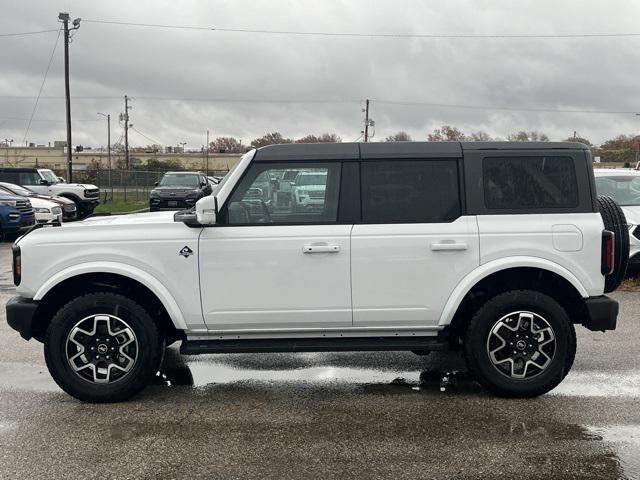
[180,336,450,355]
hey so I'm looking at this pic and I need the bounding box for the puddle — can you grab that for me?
[551,371,640,398]
[588,425,640,480]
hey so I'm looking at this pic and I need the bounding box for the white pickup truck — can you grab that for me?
[6,142,626,403]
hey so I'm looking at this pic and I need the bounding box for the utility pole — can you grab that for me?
[206,130,210,175]
[364,99,370,142]
[123,95,131,169]
[58,12,80,182]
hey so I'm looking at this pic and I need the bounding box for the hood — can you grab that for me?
[70,210,176,226]
[35,194,75,205]
[153,186,200,192]
[61,183,98,189]
[28,196,59,209]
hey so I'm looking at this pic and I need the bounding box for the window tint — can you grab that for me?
[361,160,461,223]
[18,172,41,185]
[224,163,341,224]
[483,156,578,209]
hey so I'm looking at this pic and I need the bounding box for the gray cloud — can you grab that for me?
[1,0,640,149]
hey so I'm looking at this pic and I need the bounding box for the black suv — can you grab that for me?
[149,171,212,211]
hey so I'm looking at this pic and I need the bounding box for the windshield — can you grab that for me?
[39,169,59,184]
[595,175,640,206]
[159,173,200,187]
[295,173,327,186]
[1,183,34,196]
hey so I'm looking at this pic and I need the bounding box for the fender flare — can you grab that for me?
[33,262,188,330]
[438,256,589,326]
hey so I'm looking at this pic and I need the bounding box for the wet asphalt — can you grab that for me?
[0,243,638,479]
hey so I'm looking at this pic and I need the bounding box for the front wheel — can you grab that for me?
[464,290,576,398]
[44,292,164,403]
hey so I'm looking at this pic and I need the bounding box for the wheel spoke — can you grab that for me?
[65,314,138,385]
[486,310,557,380]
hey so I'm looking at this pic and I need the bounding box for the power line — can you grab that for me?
[0,28,60,38]
[22,28,62,144]
[81,19,640,39]
[131,126,163,146]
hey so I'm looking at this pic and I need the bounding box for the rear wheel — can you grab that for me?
[44,292,164,403]
[464,289,576,398]
[598,195,629,292]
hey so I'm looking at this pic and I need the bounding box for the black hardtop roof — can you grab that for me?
[253,141,588,161]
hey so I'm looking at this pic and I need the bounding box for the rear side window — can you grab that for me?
[483,156,578,209]
[361,160,461,223]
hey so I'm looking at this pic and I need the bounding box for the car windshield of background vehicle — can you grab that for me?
[595,176,640,206]
[2,184,32,196]
[159,174,200,187]
[39,170,59,183]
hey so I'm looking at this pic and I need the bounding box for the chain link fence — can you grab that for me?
[50,168,229,204]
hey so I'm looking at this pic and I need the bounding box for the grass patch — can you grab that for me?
[94,200,148,214]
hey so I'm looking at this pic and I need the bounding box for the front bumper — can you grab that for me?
[6,296,39,340]
[582,295,618,331]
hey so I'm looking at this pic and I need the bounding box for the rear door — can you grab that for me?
[351,143,480,327]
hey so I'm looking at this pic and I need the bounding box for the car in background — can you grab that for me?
[0,184,62,225]
[0,182,76,221]
[0,192,34,240]
[594,168,640,269]
[149,171,213,211]
[0,168,99,219]
[292,170,327,212]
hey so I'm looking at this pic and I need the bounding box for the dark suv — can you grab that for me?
[149,171,212,211]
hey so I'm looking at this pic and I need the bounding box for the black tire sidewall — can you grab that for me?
[465,290,574,398]
[44,292,162,403]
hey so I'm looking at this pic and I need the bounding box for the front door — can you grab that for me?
[199,161,353,331]
[351,158,479,327]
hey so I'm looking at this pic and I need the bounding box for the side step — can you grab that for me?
[180,336,450,355]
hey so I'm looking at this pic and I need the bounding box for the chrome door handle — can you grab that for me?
[303,244,340,253]
[431,241,468,251]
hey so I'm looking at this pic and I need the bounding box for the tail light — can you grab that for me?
[12,245,21,286]
[601,230,615,276]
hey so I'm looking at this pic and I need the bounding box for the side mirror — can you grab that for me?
[195,195,217,225]
[39,179,50,185]
[154,181,159,186]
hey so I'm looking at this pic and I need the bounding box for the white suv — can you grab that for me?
[6,142,625,403]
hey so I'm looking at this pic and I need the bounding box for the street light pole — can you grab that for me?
[206,130,210,175]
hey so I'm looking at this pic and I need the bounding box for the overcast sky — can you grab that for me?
[1,0,640,149]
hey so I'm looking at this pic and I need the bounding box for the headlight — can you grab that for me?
[149,190,160,198]
[52,207,62,215]
[0,200,16,207]
[34,207,51,213]
[299,190,309,196]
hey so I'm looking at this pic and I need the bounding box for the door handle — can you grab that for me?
[303,244,340,253]
[431,241,468,251]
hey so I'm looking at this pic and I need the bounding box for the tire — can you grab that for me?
[44,292,164,403]
[464,289,576,398]
[598,195,629,293]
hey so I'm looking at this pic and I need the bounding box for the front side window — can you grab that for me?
[361,159,461,224]
[224,163,341,224]
[595,175,640,206]
[483,156,578,209]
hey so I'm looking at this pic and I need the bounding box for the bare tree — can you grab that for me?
[211,137,244,153]
[385,131,412,142]
[296,133,342,143]
[427,125,466,141]
[250,132,293,148]
[507,131,549,142]
[469,130,493,141]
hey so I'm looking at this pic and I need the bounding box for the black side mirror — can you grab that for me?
[39,179,50,185]
[154,181,159,186]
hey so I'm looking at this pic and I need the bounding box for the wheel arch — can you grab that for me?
[440,258,589,338]
[31,263,187,341]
